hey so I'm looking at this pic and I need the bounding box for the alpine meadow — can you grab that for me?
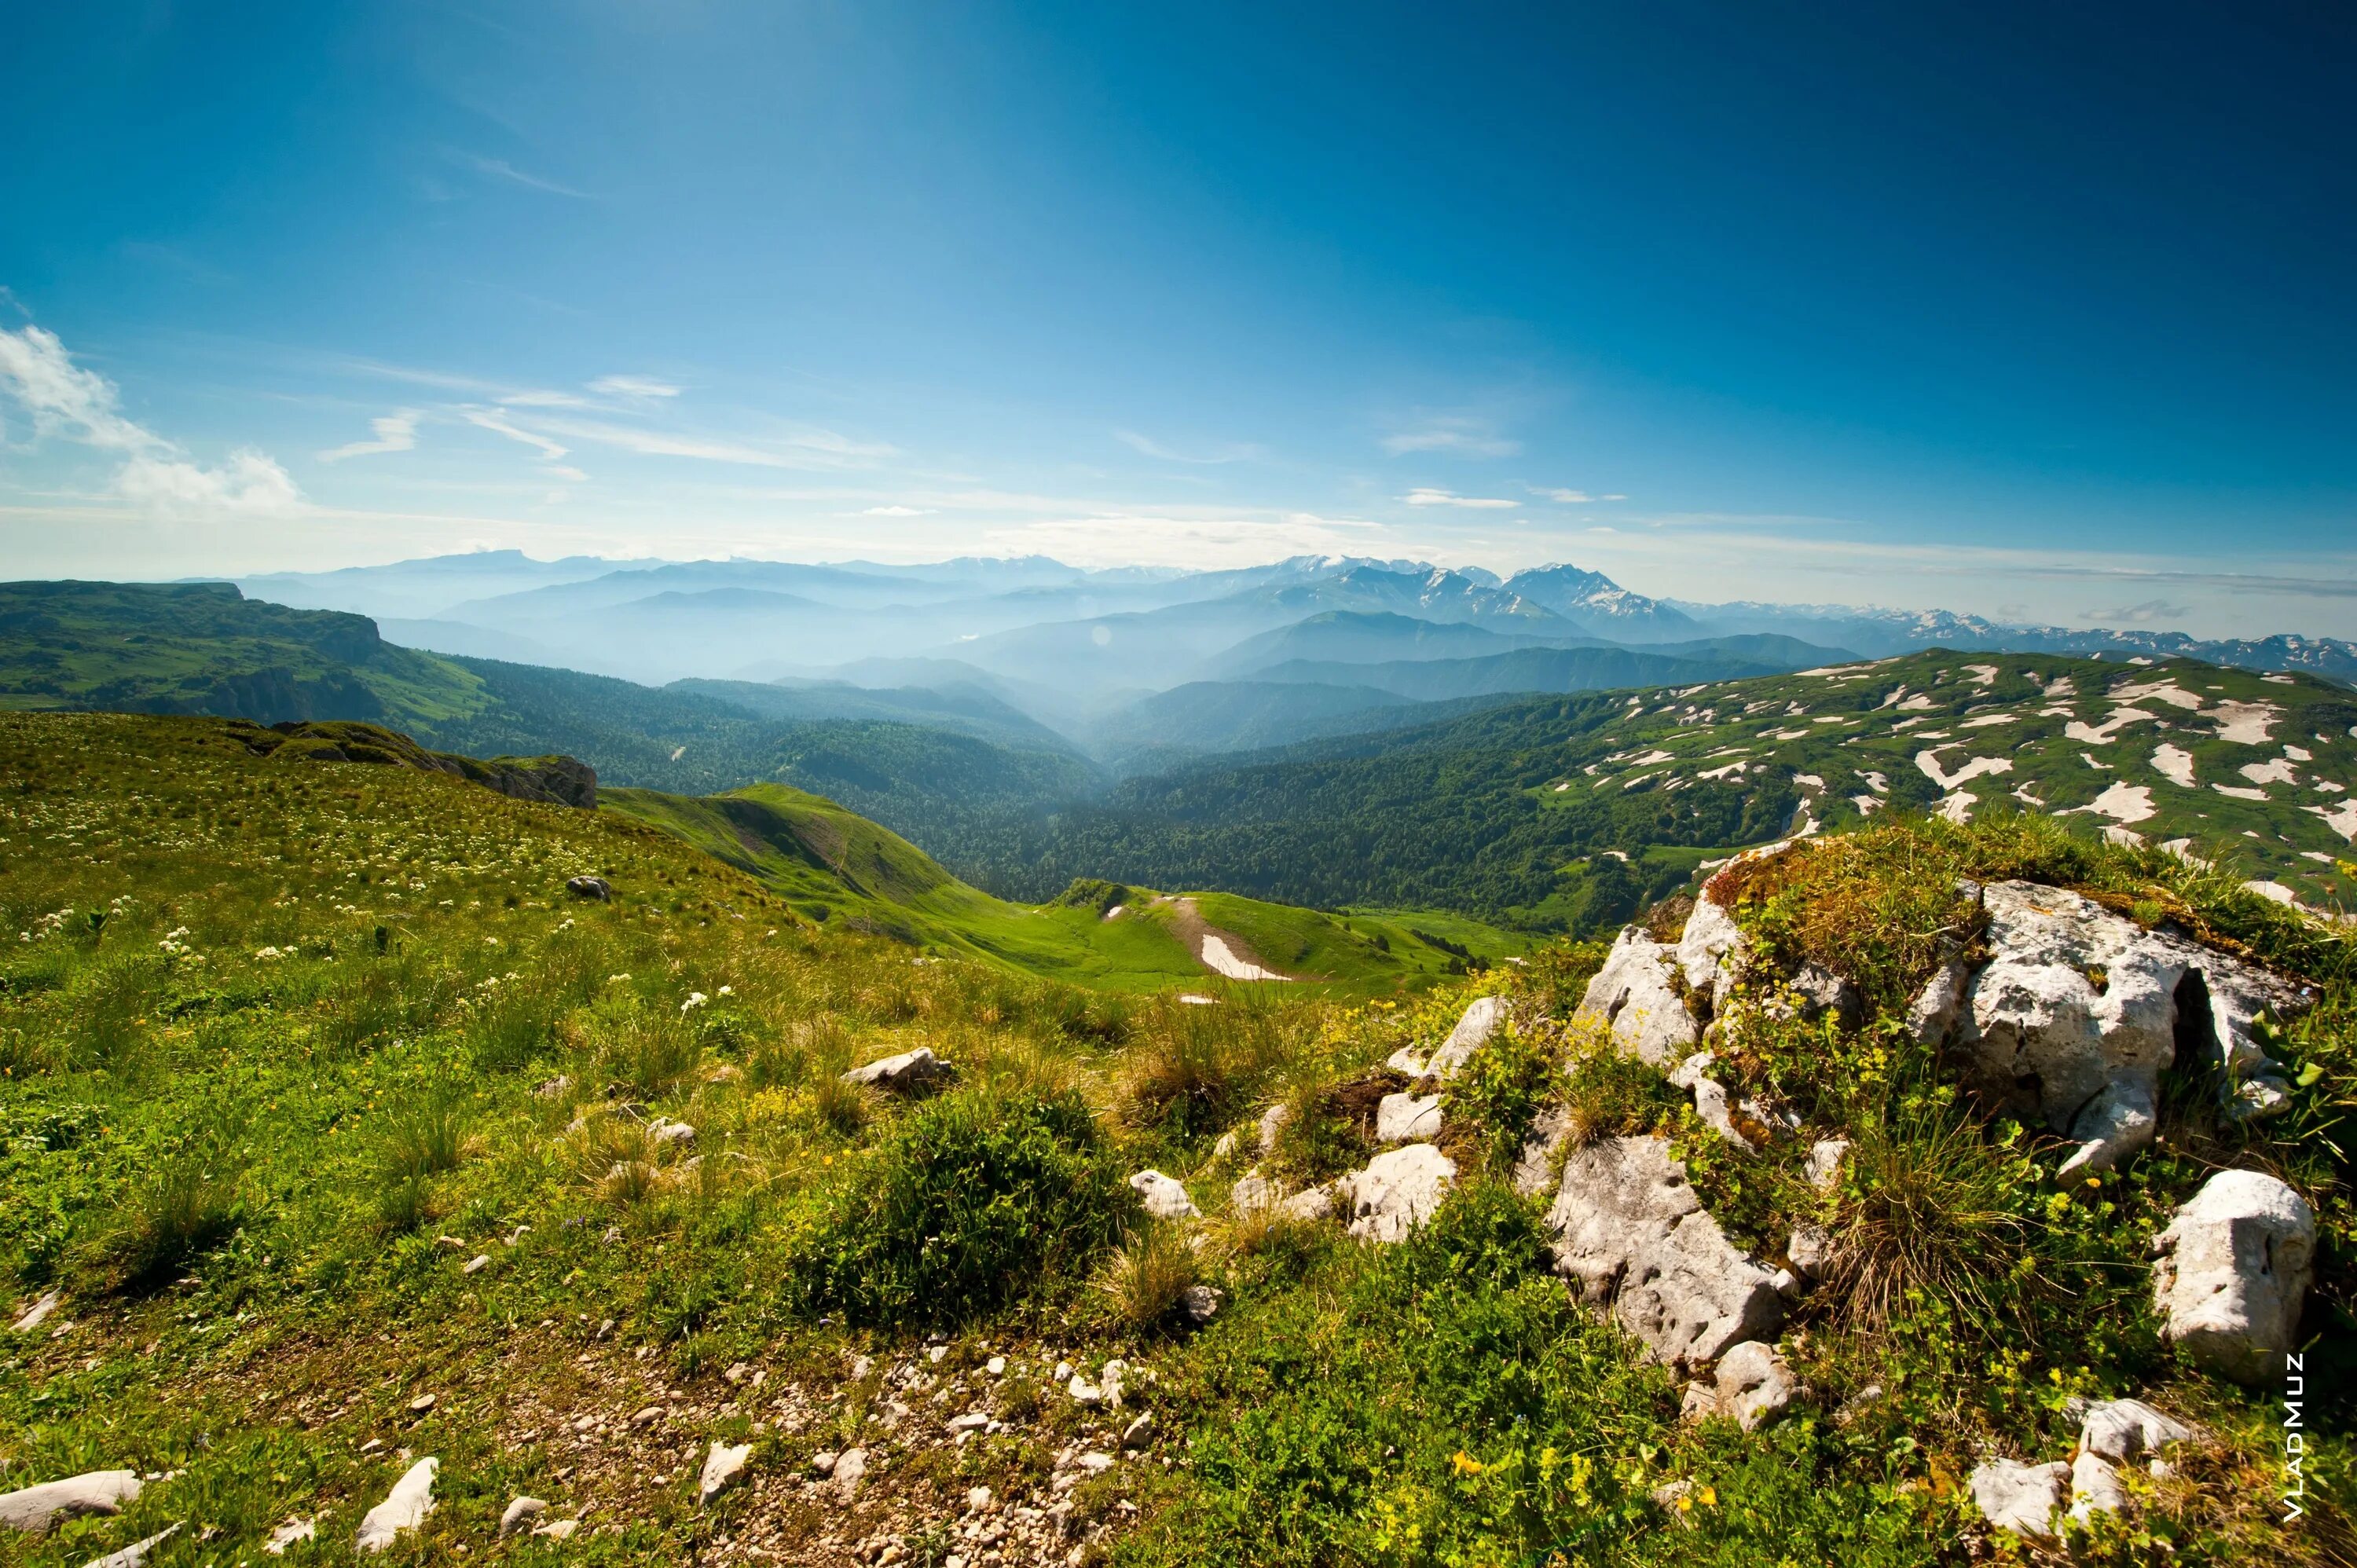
[3,5,2355,1566]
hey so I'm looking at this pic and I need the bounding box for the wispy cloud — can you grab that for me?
[860,504,933,516]
[318,410,421,463]
[462,407,570,462]
[590,375,682,399]
[1114,427,1266,464]
[449,149,593,199]
[0,321,306,518]
[1529,485,1628,504]
[986,510,1393,570]
[1382,416,1519,458]
[529,414,893,470]
[1402,487,1516,509]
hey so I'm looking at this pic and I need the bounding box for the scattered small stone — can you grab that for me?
[565,875,610,900]
[9,1290,61,1334]
[498,1497,547,1537]
[948,1412,990,1434]
[1679,1341,1798,1431]
[1101,1359,1128,1409]
[1067,1374,1102,1406]
[986,1356,1006,1376]
[841,1047,954,1095]
[262,1516,316,1555]
[631,1405,664,1427]
[1054,1361,1073,1382]
[533,1074,572,1099]
[1076,1453,1115,1475]
[810,1451,840,1478]
[1428,995,1508,1078]
[1786,1224,1834,1280]
[833,1447,867,1497]
[699,1440,751,1504]
[355,1457,438,1553]
[1178,1283,1224,1324]
[1122,1414,1156,1449]
[532,1518,579,1541]
[1805,1139,1849,1191]
[0,1471,141,1534]
[81,1522,179,1567]
[432,1236,466,1251]
[1338,1144,1455,1244]
[650,1119,696,1149]
[462,1254,489,1275]
[966,1486,994,1511]
[927,1343,948,1364]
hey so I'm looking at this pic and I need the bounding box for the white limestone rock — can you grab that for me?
[1543,1135,1782,1368]
[1678,1340,1798,1431]
[2078,1398,2198,1462]
[1957,881,2308,1140]
[1281,1184,1336,1222]
[1675,896,1749,1012]
[1374,1091,1443,1144]
[82,1523,179,1567]
[699,1440,751,1504]
[841,1047,954,1095]
[1905,954,1972,1046]
[2057,1074,2157,1178]
[499,1497,547,1537]
[0,1471,141,1534]
[356,1458,438,1553]
[1339,1144,1456,1244]
[831,1446,867,1498]
[10,1289,61,1334]
[2069,1452,2132,1522]
[2152,1169,2315,1383]
[1230,1174,1276,1212]
[1786,1224,1834,1280]
[1968,1458,2067,1538]
[1575,928,1700,1067]
[1805,1138,1849,1191]
[1428,995,1509,1078]
[1128,1169,1200,1220]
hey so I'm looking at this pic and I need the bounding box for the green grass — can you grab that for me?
[603,781,1534,995]
[0,711,2348,1566]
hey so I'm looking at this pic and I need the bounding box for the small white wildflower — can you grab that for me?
[607,973,632,984]
[680,991,709,1015]
[717,985,733,997]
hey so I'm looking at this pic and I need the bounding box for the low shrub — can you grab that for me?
[785,1086,1129,1327]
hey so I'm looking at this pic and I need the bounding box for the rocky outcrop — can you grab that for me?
[1339,1144,1456,1243]
[565,875,610,900]
[1542,1135,1783,1367]
[1967,1458,2067,1538]
[0,1471,141,1533]
[2151,1169,2315,1383]
[1927,882,2308,1171]
[1427,995,1508,1078]
[841,1047,954,1095]
[1675,896,1748,1010]
[2078,1398,2198,1463]
[1575,929,1700,1066]
[1128,1170,1199,1220]
[83,1524,179,1567]
[247,721,597,808]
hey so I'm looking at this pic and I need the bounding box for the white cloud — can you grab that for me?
[985,510,1392,570]
[450,150,592,199]
[541,464,588,482]
[1532,485,1596,503]
[1402,487,1516,509]
[860,504,933,516]
[0,324,158,451]
[117,449,303,518]
[1382,418,1519,458]
[529,414,893,470]
[589,375,683,399]
[463,407,570,461]
[318,409,420,463]
[1114,427,1266,463]
[0,321,307,521]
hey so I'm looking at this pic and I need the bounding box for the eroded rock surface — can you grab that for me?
[2152,1168,2315,1383]
[1968,1458,2067,1538]
[1575,929,1700,1066]
[1543,1135,1782,1367]
[0,1471,141,1534]
[1678,1340,1797,1431]
[1934,883,2307,1171]
[1340,1144,1456,1243]
[841,1047,954,1096]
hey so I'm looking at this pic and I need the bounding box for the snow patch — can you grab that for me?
[1200,934,1286,982]
[2211,701,2282,744]
[2211,785,2269,802]
[2240,758,2297,787]
[1915,749,2014,791]
[2305,800,2357,842]
[2150,745,2196,787]
[2110,679,2204,712]
[1964,664,1998,686]
[2066,782,2157,825]
[2065,707,2157,745]
[1933,791,1977,824]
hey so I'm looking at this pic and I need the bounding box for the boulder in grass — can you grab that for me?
[2078,1398,2199,1463]
[1574,929,1699,1067]
[1128,1170,1199,1220]
[1426,995,1508,1079]
[0,1471,141,1534]
[1339,1144,1455,1244]
[1678,1340,1798,1432]
[498,1498,547,1537]
[1543,1135,1781,1368]
[1374,1091,1442,1144]
[356,1458,438,1553]
[1968,1458,2067,1538]
[2152,1169,2315,1384]
[698,1441,751,1504]
[841,1047,954,1096]
[83,1523,180,1568]
[565,875,610,901]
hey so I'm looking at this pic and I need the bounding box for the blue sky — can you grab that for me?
[2,2,2352,635]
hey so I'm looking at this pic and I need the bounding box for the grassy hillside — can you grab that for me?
[602,780,1527,994]
[0,709,2347,1566]
[966,649,2357,929]
[0,581,487,726]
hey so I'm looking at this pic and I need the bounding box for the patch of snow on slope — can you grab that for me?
[2110,679,2205,711]
[2211,701,2282,744]
[1915,749,2014,790]
[2150,745,2196,787]
[2066,782,2157,824]
[2241,758,2298,787]
[2066,707,2157,745]
[1200,935,1286,981]
[2305,800,2357,841]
